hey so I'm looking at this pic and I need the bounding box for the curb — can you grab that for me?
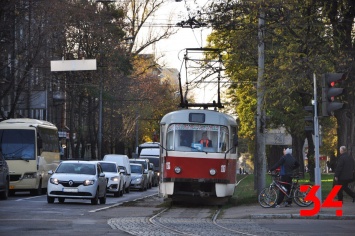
[249,214,355,220]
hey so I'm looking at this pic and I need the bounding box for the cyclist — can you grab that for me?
[269,147,299,207]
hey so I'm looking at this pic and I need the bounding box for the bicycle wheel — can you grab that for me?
[293,184,313,207]
[258,187,278,208]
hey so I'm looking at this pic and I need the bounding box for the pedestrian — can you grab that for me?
[334,146,355,203]
[269,147,300,207]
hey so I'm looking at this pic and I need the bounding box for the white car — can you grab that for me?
[103,154,131,193]
[93,161,124,197]
[47,161,107,205]
[118,165,130,193]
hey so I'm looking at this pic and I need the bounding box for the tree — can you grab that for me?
[204,0,355,179]
[322,0,355,154]
[0,0,63,119]
[120,0,178,55]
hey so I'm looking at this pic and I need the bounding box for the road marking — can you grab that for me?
[89,193,158,213]
[15,195,42,201]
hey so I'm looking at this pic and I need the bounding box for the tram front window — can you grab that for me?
[166,124,229,153]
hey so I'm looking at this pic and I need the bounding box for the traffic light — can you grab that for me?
[321,73,346,116]
[304,105,314,132]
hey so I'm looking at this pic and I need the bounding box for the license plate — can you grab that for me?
[62,188,78,193]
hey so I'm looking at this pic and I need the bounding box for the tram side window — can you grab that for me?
[166,129,175,151]
[230,126,237,154]
[217,126,229,152]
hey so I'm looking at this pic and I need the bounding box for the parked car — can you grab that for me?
[93,161,124,197]
[118,165,130,192]
[130,163,148,191]
[47,160,107,205]
[0,154,9,200]
[149,162,159,187]
[103,154,131,193]
[129,159,152,189]
[139,148,160,187]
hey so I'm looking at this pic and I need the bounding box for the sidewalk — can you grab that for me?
[221,199,355,220]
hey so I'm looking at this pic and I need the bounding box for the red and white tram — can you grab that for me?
[159,109,238,201]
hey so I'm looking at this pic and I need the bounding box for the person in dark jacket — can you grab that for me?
[334,146,355,202]
[269,147,300,207]
[199,132,212,147]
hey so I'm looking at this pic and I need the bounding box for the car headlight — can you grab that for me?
[174,166,181,174]
[110,176,119,182]
[50,178,59,185]
[209,168,216,176]
[22,172,37,179]
[132,177,142,183]
[83,180,95,186]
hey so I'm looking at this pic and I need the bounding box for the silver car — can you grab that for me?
[130,163,148,191]
[130,159,152,189]
[47,161,107,205]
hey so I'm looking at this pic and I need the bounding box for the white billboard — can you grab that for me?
[51,59,96,71]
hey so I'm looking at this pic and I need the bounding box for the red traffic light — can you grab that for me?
[321,73,346,116]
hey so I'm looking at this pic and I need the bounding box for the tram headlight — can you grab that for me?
[174,166,182,174]
[209,168,216,176]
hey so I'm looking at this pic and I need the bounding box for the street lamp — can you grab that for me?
[96,0,116,160]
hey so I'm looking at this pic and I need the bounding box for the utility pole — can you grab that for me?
[256,6,266,194]
[313,73,322,201]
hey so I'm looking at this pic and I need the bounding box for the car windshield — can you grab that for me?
[0,129,35,160]
[131,165,142,174]
[145,157,159,168]
[56,163,96,175]
[166,124,229,153]
[100,162,117,173]
[131,160,147,169]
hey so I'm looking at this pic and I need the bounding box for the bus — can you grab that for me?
[0,118,60,195]
[159,109,238,202]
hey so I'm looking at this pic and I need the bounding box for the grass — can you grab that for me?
[228,173,336,206]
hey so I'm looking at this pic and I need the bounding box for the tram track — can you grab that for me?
[108,176,260,236]
[109,205,260,236]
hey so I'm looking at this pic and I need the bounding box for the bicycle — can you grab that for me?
[258,172,313,208]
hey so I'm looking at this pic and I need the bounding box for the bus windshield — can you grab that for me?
[0,129,35,161]
[166,124,229,153]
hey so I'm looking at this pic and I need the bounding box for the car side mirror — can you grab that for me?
[99,172,105,177]
[48,170,54,175]
[144,170,148,174]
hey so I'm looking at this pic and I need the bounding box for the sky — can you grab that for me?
[149,0,212,69]
[138,0,222,104]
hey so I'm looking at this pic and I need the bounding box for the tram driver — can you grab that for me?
[199,132,212,147]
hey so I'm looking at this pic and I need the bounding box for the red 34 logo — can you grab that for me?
[299,185,343,217]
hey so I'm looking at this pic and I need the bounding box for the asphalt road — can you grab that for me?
[1,187,354,236]
[0,188,159,236]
